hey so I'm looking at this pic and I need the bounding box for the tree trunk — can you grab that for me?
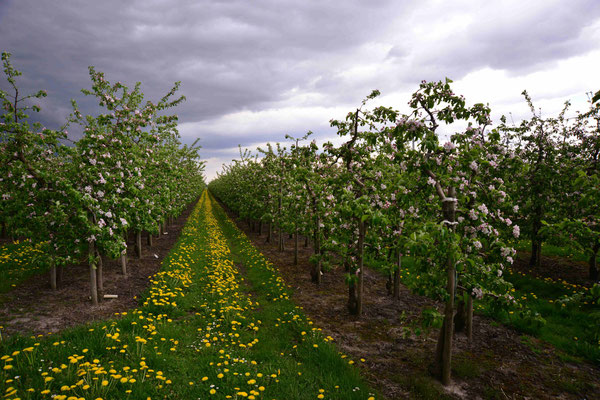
[304,235,309,248]
[278,227,284,252]
[266,222,272,243]
[311,219,321,284]
[258,220,262,236]
[136,231,142,259]
[454,298,466,333]
[50,264,57,290]
[96,250,104,298]
[89,241,98,306]
[294,226,299,265]
[393,252,401,300]
[434,186,456,385]
[529,206,543,267]
[466,295,474,343]
[121,253,127,275]
[147,231,153,247]
[386,248,393,295]
[356,220,365,317]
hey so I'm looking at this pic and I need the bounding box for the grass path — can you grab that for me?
[0,191,377,400]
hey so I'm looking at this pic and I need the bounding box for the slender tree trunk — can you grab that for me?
[258,220,262,236]
[393,252,401,300]
[356,220,365,317]
[294,226,299,265]
[136,231,142,259]
[304,235,309,247]
[50,263,57,290]
[386,248,393,295]
[311,217,322,284]
[434,186,456,385]
[89,241,98,306]
[266,222,272,243]
[121,252,127,275]
[466,295,474,343]
[96,250,104,298]
[454,298,466,332]
[278,227,284,252]
[529,207,543,267]
[147,231,153,247]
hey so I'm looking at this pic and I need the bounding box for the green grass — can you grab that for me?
[0,192,378,400]
[484,269,600,364]
[0,240,48,296]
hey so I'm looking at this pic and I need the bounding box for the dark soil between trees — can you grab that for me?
[0,201,197,338]
[226,216,600,400]
[512,251,595,288]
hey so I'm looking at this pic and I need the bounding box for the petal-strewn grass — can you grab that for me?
[0,191,377,399]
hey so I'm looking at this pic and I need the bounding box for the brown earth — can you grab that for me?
[0,201,196,338]
[226,216,600,400]
[512,250,595,289]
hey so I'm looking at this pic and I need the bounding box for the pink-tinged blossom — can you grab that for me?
[473,240,482,249]
[513,205,519,213]
[512,225,520,238]
[469,209,478,220]
[469,161,478,171]
[477,203,488,215]
[443,141,455,151]
[472,287,483,299]
[505,218,512,226]
[506,256,514,264]
[427,177,436,186]
[497,269,503,277]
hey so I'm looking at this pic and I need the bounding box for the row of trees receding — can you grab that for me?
[209,80,600,385]
[0,52,205,305]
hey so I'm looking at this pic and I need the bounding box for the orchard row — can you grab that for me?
[0,52,205,304]
[209,80,600,384]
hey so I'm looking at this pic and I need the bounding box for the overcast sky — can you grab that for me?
[1,0,600,180]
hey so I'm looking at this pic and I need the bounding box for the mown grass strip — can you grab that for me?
[206,192,378,400]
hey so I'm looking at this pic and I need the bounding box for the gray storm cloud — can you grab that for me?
[1,0,599,179]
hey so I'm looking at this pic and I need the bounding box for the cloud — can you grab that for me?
[1,0,600,181]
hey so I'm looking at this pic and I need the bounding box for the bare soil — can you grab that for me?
[0,201,196,338]
[228,218,600,400]
[512,251,595,288]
